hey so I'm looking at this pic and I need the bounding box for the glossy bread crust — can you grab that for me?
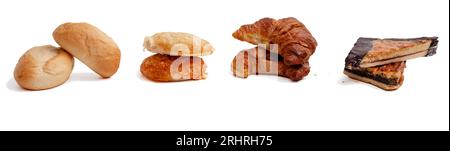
[140,54,207,82]
[231,47,310,81]
[233,17,317,65]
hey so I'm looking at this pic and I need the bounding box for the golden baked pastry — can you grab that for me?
[231,47,310,81]
[232,17,317,65]
[345,37,438,68]
[344,61,406,91]
[140,54,207,82]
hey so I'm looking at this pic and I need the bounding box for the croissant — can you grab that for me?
[232,17,317,65]
[231,47,310,81]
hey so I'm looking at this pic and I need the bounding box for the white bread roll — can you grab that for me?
[14,45,74,90]
[53,22,121,78]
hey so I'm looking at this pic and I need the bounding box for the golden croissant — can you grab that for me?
[232,17,317,66]
[231,47,310,81]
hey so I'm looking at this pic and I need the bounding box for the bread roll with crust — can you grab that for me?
[14,45,74,90]
[53,22,121,78]
[140,54,207,82]
[144,32,214,56]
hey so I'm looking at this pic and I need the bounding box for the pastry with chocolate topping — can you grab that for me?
[346,37,438,68]
[344,37,438,90]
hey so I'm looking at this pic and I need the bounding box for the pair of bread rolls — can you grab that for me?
[141,32,214,82]
[14,23,121,90]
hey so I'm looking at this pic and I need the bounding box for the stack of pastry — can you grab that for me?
[344,37,439,90]
[141,32,214,82]
[231,17,318,81]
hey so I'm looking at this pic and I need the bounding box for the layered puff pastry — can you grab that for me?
[344,37,438,90]
[344,61,406,90]
[346,37,438,68]
[232,47,310,81]
[232,17,317,65]
[231,17,316,81]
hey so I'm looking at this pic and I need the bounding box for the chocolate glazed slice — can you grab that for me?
[345,37,438,68]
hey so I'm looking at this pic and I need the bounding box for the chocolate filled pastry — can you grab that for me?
[344,37,438,90]
[231,47,310,81]
[346,37,438,68]
[140,54,207,82]
[344,61,406,91]
[232,17,317,65]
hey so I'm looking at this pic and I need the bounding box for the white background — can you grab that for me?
[0,0,448,131]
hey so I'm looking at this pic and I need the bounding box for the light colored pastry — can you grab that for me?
[140,54,207,82]
[144,32,214,56]
[14,45,74,90]
[53,22,121,78]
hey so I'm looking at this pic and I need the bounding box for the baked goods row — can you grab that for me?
[13,17,439,91]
